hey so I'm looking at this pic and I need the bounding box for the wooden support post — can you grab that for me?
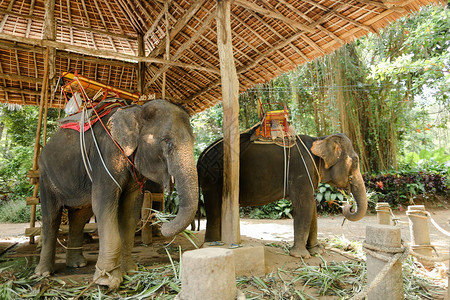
[43,0,56,81]
[29,48,50,244]
[137,33,146,94]
[217,0,240,245]
[162,1,170,99]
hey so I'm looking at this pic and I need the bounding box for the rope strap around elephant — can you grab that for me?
[57,237,83,250]
[350,241,409,300]
[74,264,121,300]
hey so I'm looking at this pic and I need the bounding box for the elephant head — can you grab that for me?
[109,100,198,237]
[311,133,367,221]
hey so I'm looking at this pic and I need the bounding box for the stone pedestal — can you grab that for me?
[203,243,265,276]
[376,202,391,225]
[179,248,237,300]
[366,225,403,300]
[407,205,433,268]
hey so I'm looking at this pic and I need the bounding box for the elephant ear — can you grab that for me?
[109,105,142,157]
[311,135,343,169]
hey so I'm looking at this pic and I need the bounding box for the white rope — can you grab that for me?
[282,132,287,199]
[295,133,321,183]
[79,108,93,181]
[57,237,83,250]
[407,209,450,237]
[292,136,316,193]
[88,118,122,192]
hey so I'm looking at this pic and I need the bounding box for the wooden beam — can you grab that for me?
[0,73,41,84]
[148,0,206,58]
[356,0,405,12]
[233,0,315,33]
[0,86,41,95]
[57,51,135,68]
[217,0,240,245]
[162,0,170,99]
[43,0,56,80]
[0,32,219,74]
[137,33,146,94]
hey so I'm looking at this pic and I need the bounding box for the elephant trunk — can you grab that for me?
[160,146,199,237]
[342,169,367,222]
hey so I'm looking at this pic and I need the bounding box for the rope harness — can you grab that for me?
[68,76,146,192]
[276,130,321,198]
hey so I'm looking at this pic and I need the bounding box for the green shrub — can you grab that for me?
[0,198,40,223]
[240,200,292,219]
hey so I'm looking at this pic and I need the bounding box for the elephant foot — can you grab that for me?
[307,244,324,256]
[35,262,54,276]
[289,247,311,259]
[94,265,123,290]
[121,259,138,275]
[66,253,87,268]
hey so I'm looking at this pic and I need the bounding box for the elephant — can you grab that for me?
[35,99,198,289]
[197,130,367,258]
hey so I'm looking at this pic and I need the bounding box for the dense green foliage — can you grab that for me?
[192,4,449,219]
[0,105,60,222]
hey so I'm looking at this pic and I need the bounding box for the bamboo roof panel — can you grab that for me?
[0,0,444,114]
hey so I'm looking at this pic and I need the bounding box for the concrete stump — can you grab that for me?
[366,225,403,300]
[179,248,237,300]
[376,202,391,225]
[407,205,433,268]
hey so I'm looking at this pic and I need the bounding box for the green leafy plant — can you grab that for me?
[315,183,344,214]
[273,199,293,219]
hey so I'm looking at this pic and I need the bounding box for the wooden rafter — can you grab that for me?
[147,0,206,58]
[0,8,137,41]
[234,0,315,33]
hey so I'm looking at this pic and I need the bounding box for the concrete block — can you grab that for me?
[366,225,403,300]
[231,245,265,277]
[179,248,236,300]
[203,243,266,277]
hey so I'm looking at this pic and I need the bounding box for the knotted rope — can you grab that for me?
[74,264,121,300]
[351,241,409,300]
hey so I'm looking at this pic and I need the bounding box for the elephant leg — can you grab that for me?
[204,189,222,242]
[66,206,93,268]
[306,204,324,255]
[290,191,314,259]
[119,189,143,274]
[35,184,62,276]
[92,190,123,290]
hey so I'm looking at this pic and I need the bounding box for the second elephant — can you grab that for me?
[197,130,367,258]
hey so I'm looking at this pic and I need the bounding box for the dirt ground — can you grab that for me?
[0,208,449,297]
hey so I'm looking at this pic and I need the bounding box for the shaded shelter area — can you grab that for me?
[0,0,445,245]
[0,0,444,114]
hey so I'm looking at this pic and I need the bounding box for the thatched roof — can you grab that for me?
[0,0,444,115]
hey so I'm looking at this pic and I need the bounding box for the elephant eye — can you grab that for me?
[162,137,175,153]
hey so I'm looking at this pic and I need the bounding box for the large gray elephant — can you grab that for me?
[35,99,198,289]
[197,130,367,258]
